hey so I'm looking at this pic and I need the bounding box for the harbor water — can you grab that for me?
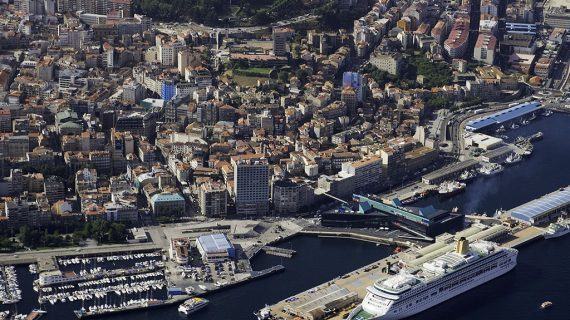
[414,112,570,214]
[2,113,570,319]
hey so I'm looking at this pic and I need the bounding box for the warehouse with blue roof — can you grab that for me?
[508,186,570,225]
[466,102,542,132]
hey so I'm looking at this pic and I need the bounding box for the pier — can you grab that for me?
[544,104,570,114]
[261,246,296,258]
[300,229,412,247]
[244,245,263,259]
[261,222,537,320]
[0,243,161,269]
[421,159,480,185]
[74,295,189,319]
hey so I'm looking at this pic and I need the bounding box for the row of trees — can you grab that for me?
[407,53,453,89]
[13,220,128,250]
[18,226,73,249]
[138,0,230,23]
[137,0,364,28]
[73,220,128,244]
[363,52,454,90]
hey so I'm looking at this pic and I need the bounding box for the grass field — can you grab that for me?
[234,67,272,77]
[233,75,264,87]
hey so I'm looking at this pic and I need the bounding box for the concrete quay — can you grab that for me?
[380,183,438,204]
[262,223,544,320]
[299,229,412,247]
[501,226,544,248]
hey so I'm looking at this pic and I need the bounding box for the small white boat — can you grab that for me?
[505,153,522,165]
[255,306,272,320]
[540,301,553,309]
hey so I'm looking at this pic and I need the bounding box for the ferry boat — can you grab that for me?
[438,181,466,198]
[478,163,504,176]
[178,297,209,315]
[347,238,518,320]
[505,153,522,165]
[543,217,570,239]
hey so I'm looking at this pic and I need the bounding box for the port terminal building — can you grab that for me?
[196,233,236,263]
[508,186,570,225]
[320,208,392,229]
[465,102,542,132]
[353,195,464,237]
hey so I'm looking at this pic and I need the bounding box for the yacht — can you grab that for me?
[543,109,553,117]
[178,297,209,315]
[505,153,522,165]
[495,125,506,133]
[347,239,518,320]
[543,217,570,239]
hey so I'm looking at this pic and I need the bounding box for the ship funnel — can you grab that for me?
[455,237,469,255]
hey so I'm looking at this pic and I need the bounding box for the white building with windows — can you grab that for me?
[196,234,235,263]
[232,154,270,216]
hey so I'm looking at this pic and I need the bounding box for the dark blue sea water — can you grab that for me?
[414,112,570,214]
[2,113,569,319]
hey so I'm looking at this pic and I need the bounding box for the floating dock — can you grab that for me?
[74,296,188,319]
[261,246,296,258]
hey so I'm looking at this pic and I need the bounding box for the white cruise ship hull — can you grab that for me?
[349,250,517,320]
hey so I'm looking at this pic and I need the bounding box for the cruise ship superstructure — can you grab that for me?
[348,238,517,320]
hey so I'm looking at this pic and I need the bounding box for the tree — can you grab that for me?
[277,71,289,83]
[295,69,309,83]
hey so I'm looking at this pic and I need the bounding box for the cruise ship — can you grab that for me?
[347,238,517,320]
